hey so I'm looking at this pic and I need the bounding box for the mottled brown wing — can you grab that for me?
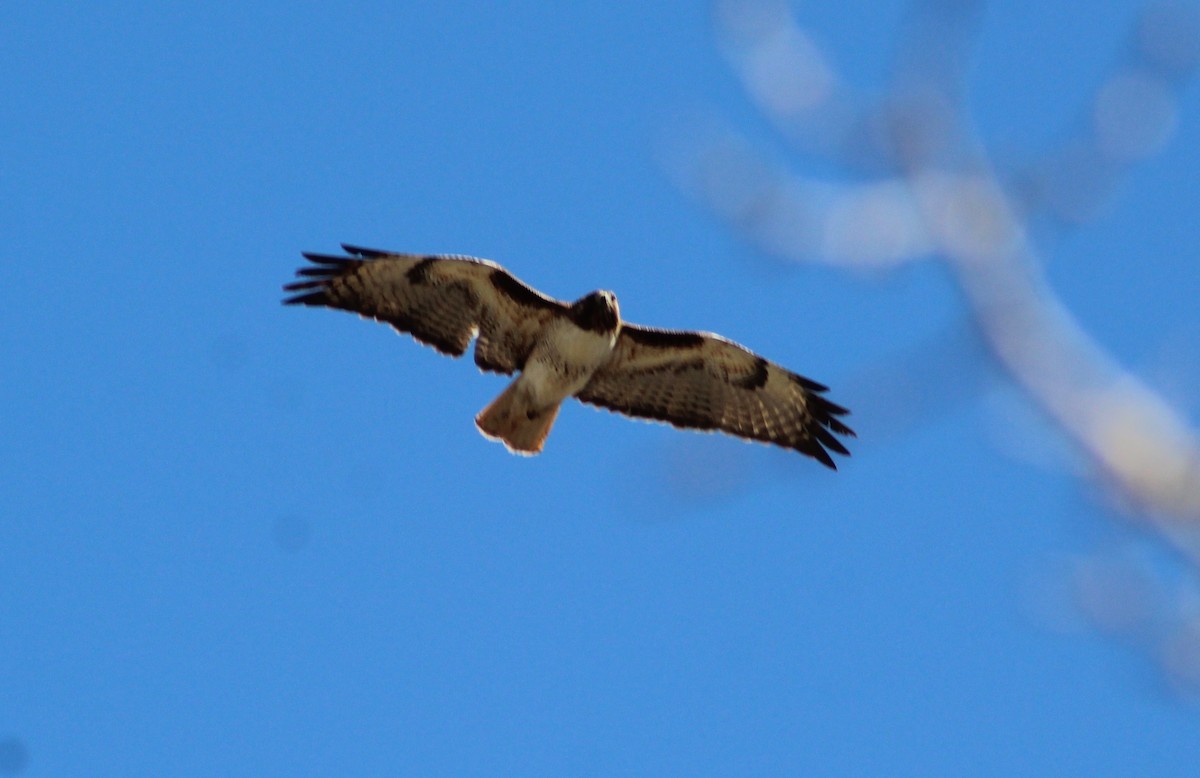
[576,325,854,468]
[283,245,567,374]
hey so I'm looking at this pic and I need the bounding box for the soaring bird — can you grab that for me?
[284,245,853,468]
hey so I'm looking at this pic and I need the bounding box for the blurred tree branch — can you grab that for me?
[671,0,1200,695]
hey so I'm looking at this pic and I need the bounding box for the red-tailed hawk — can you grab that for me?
[283,245,854,468]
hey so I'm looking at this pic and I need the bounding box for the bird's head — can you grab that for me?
[569,290,620,333]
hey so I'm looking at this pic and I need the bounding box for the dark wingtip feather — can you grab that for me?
[827,417,856,437]
[789,372,829,393]
[820,399,850,416]
[800,438,837,469]
[341,244,392,258]
[301,251,355,265]
[814,426,851,457]
[285,247,372,305]
[795,377,855,466]
[282,279,325,292]
[297,266,337,277]
[282,290,329,306]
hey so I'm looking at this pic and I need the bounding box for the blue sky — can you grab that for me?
[4,1,1200,775]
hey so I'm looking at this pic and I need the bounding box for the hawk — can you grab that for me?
[283,245,854,468]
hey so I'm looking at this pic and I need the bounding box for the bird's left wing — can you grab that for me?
[283,245,566,374]
[577,325,854,468]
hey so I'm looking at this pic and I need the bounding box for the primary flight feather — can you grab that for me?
[283,245,854,468]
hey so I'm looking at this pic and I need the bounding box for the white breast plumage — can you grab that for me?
[520,318,619,406]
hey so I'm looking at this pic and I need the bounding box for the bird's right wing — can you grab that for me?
[283,245,567,374]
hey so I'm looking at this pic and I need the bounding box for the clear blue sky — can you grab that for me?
[4,1,1200,775]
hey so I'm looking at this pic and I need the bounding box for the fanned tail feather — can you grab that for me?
[475,382,561,455]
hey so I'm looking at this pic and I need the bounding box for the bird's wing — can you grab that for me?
[283,245,567,374]
[577,325,854,468]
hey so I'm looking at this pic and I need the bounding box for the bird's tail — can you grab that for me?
[475,382,561,455]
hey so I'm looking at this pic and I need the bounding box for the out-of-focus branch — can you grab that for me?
[715,0,860,162]
[692,0,1200,519]
[1017,2,1200,224]
[664,125,934,266]
[676,0,1200,693]
[913,165,1200,523]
